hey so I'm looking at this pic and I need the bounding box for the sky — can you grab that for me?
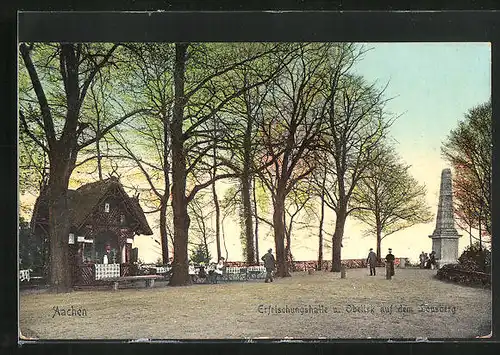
[20,42,491,265]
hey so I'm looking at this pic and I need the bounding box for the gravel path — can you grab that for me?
[19,268,491,339]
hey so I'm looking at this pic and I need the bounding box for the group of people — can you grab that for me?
[185,248,277,284]
[365,248,439,276]
[189,257,225,283]
[419,251,437,269]
[366,248,395,276]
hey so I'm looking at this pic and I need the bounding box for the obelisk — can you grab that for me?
[429,168,461,268]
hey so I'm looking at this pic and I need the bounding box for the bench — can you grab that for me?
[102,275,164,290]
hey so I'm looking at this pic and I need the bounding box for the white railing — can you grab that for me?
[19,269,31,282]
[153,266,170,274]
[95,264,120,280]
[225,266,242,274]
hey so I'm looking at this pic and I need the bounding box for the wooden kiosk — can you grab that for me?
[31,177,153,286]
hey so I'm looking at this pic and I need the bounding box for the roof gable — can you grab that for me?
[31,177,153,236]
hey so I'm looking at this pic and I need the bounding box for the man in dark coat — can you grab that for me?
[261,248,276,283]
[385,248,395,276]
[366,248,377,276]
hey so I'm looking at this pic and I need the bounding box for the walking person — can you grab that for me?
[261,248,276,283]
[366,248,377,276]
[385,248,395,277]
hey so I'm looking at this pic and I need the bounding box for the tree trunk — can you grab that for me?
[253,176,260,263]
[169,43,191,286]
[160,105,171,265]
[241,173,255,264]
[478,207,482,250]
[273,191,290,277]
[241,106,256,264]
[331,209,347,272]
[317,168,326,270]
[317,197,325,271]
[469,224,472,247]
[212,125,221,261]
[285,229,293,272]
[96,119,103,180]
[212,180,222,261]
[203,228,210,263]
[47,167,72,293]
[376,227,382,263]
[159,195,169,265]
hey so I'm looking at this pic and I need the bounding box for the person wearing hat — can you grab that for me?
[261,248,276,283]
[366,248,378,276]
[385,248,395,277]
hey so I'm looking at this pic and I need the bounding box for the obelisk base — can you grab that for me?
[430,235,461,269]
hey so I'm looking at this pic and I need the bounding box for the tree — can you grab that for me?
[321,62,394,271]
[168,43,293,286]
[258,43,332,277]
[351,145,433,260]
[311,153,329,270]
[19,43,145,292]
[283,180,317,271]
[221,78,269,265]
[442,100,492,247]
[213,45,298,264]
[252,176,260,262]
[188,193,215,264]
[105,43,175,265]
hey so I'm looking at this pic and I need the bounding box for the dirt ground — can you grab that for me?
[19,268,491,340]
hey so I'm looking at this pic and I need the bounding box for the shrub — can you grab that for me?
[458,242,491,273]
[190,243,211,264]
[436,264,490,288]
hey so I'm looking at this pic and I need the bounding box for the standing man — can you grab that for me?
[261,248,276,283]
[385,248,395,277]
[419,251,426,269]
[429,251,437,270]
[366,248,377,276]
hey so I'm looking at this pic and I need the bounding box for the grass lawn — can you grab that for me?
[19,268,491,339]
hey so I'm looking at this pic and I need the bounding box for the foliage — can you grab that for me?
[458,242,491,273]
[351,144,433,240]
[18,216,45,275]
[436,263,490,288]
[442,101,491,237]
[190,243,211,264]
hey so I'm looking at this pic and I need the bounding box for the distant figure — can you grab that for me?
[429,251,437,270]
[215,258,224,275]
[385,248,395,277]
[366,248,377,276]
[419,251,426,269]
[103,253,109,265]
[424,253,430,269]
[210,257,224,283]
[261,248,276,283]
[207,263,216,283]
[188,263,196,282]
[198,263,207,279]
